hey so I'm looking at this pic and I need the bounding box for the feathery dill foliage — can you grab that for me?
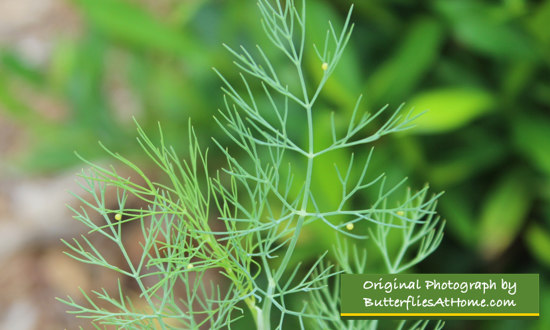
[58,0,445,329]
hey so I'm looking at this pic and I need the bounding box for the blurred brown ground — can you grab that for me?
[0,1,138,328]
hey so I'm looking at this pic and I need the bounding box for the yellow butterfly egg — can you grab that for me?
[322,62,328,71]
[346,222,354,231]
[115,213,122,221]
[396,211,405,216]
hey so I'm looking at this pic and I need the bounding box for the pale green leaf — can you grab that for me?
[478,171,532,259]
[408,87,495,134]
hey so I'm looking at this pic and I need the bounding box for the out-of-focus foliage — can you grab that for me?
[1,0,549,328]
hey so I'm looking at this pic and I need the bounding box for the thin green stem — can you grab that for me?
[260,41,314,325]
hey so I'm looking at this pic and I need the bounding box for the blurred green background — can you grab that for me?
[0,0,548,328]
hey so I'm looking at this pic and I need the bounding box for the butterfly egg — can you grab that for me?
[322,62,328,71]
[187,263,194,270]
[114,213,122,221]
[396,211,405,216]
[346,222,354,231]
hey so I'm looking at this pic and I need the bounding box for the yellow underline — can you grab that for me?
[341,313,539,317]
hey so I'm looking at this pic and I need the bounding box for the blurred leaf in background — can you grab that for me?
[407,87,495,134]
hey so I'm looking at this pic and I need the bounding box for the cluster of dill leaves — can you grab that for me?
[58,1,444,329]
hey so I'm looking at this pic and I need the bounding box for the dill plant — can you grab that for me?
[59,0,445,329]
